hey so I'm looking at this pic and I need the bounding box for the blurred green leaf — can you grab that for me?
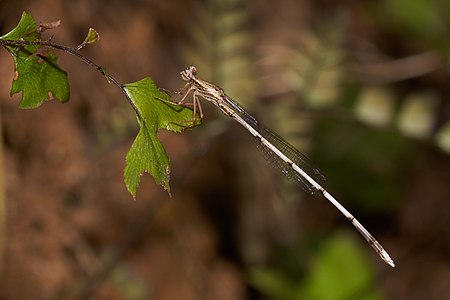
[302,232,381,300]
[0,12,69,108]
[123,77,199,197]
[355,87,395,128]
[435,121,450,154]
[249,232,383,300]
[248,267,300,300]
[375,0,449,50]
[397,92,437,139]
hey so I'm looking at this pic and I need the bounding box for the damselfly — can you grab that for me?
[176,66,395,267]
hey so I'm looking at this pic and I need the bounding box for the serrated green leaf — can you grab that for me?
[0,12,70,108]
[10,52,70,108]
[123,77,199,197]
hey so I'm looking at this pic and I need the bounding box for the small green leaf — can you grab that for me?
[123,77,199,197]
[77,28,100,50]
[0,12,70,108]
[84,28,100,44]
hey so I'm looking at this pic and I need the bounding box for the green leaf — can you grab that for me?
[0,12,70,108]
[302,232,382,300]
[84,28,100,44]
[77,28,100,50]
[123,77,199,197]
[248,267,300,300]
[9,52,70,108]
[248,232,383,300]
[1,12,39,41]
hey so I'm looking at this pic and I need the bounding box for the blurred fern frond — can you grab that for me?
[278,31,449,157]
[182,0,257,109]
[257,20,347,154]
[282,30,345,109]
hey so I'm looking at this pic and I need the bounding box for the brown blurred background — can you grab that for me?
[1,0,450,299]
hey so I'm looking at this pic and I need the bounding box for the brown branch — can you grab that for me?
[348,51,442,84]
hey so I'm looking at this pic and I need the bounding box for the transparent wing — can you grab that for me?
[223,95,326,195]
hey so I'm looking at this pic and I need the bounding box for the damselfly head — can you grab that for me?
[180,66,197,81]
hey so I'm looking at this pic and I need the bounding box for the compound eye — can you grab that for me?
[189,66,197,76]
[180,66,198,81]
